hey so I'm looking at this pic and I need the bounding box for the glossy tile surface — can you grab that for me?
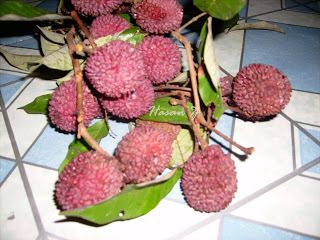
[0,0,319,239]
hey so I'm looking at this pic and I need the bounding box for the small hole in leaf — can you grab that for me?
[119,210,125,218]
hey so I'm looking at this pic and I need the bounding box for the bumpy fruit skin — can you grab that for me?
[101,81,154,119]
[85,40,146,98]
[181,145,237,213]
[116,125,173,184]
[132,0,183,34]
[136,120,181,142]
[55,151,123,210]
[91,14,131,39]
[71,0,122,16]
[232,64,291,120]
[48,78,102,132]
[138,36,182,84]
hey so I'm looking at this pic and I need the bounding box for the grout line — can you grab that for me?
[21,123,49,159]
[0,155,16,161]
[219,66,233,77]
[165,156,320,240]
[281,0,284,9]
[0,78,27,88]
[46,232,73,240]
[292,88,320,95]
[24,161,58,172]
[0,163,17,188]
[280,112,320,146]
[6,77,34,110]
[0,68,29,75]
[296,121,320,128]
[291,122,297,170]
[290,0,320,13]
[228,214,320,239]
[299,173,320,181]
[217,216,225,240]
[0,91,46,237]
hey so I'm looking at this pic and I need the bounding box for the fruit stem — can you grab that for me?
[178,93,208,149]
[172,31,207,125]
[70,11,97,50]
[154,86,191,92]
[179,12,207,32]
[66,29,109,157]
[200,120,254,155]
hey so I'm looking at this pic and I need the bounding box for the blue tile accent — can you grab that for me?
[0,35,39,49]
[100,119,130,155]
[285,0,320,13]
[23,126,74,169]
[298,127,320,174]
[221,216,316,240]
[37,0,60,13]
[9,36,39,49]
[209,111,234,153]
[0,72,25,85]
[0,159,15,184]
[0,81,26,105]
[243,20,320,93]
[239,4,248,18]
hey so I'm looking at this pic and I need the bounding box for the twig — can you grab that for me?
[70,11,97,50]
[178,94,208,149]
[154,86,191,92]
[66,29,109,156]
[179,12,207,31]
[201,120,254,155]
[172,31,207,124]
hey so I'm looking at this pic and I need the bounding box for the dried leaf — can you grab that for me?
[229,21,285,33]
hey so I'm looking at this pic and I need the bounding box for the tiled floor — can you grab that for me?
[1,0,320,239]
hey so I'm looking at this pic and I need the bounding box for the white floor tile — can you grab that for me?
[0,112,15,158]
[231,176,320,237]
[24,165,215,240]
[7,78,56,156]
[215,30,244,76]
[255,10,320,28]
[248,0,281,17]
[0,168,38,240]
[182,220,220,240]
[231,114,293,201]
[283,90,320,126]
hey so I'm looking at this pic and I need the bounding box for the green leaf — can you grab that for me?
[41,45,74,71]
[117,26,146,45]
[204,17,220,89]
[118,13,131,22]
[198,68,226,120]
[170,129,194,167]
[40,35,61,56]
[170,128,208,167]
[193,0,245,21]
[140,97,194,125]
[198,19,208,61]
[61,168,182,225]
[0,0,71,21]
[18,94,51,114]
[37,26,66,44]
[58,120,109,173]
[0,48,42,72]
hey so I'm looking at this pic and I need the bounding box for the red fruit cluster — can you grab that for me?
[132,0,183,34]
[71,0,123,16]
[233,64,291,120]
[116,125,173,184]
[181,145,237,212]
[55,151,124,210]
[48,78,102,132]
[91,14,131,39]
